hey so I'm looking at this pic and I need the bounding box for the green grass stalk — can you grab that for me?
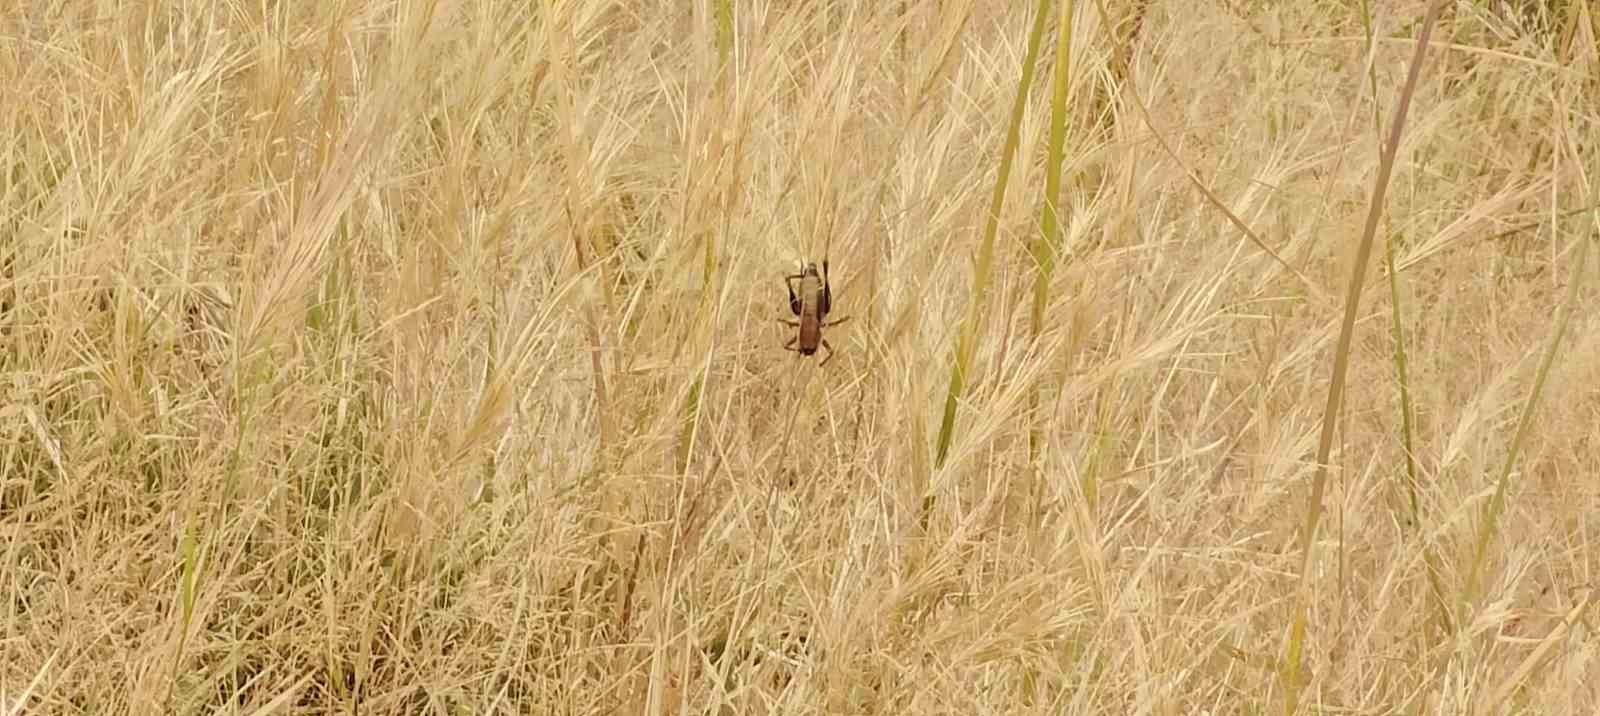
[714,0,733,66]
[1027,0,1075,472]
[1385,231,1454,640]
[1361,0,1451,638]
[1382,236,1421,522]
[1461,218,1591,616]
[926,0,1053,528]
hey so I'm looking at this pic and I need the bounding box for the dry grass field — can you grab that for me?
[3,0,1599,713]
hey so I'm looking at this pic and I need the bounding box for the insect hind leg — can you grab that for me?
[818,338,838,366]
[784,274,804,315]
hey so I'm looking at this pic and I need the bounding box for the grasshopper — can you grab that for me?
[779,260,849,365]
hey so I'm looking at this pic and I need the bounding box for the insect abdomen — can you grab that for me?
[798,318,821,354]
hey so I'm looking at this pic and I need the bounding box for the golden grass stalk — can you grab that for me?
[1282,3,1448,711]
[1089,0,1317,300]
[238,2,451,362]
[546,3,615,464]
[927,0,1053,527]
[1485,588,1598,710]
[679,0,742,487]
[167,507,200,708]
[1026,0,1075,472]
[677,377,703,474]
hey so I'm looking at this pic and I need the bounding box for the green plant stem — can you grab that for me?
[927,0,1054,528]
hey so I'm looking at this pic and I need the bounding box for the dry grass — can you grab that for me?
[3,0,1599,713]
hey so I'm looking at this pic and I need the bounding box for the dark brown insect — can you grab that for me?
[779,260,849,365]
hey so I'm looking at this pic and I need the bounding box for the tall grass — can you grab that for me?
[1026,0,1077,491]
[926,0,1053,528]
[1283,3,1448,710]
[4,1,1599,712]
